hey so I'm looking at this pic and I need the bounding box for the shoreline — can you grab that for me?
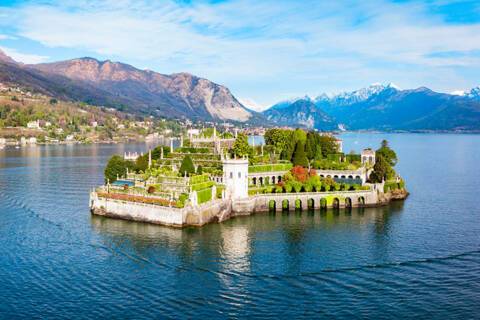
[90,188,409,228]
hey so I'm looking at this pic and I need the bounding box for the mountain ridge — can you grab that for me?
[263,84,480,131]
[0,49,264,123]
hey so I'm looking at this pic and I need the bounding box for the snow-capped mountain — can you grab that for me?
[323,83,399,106]
[263,83,480,131]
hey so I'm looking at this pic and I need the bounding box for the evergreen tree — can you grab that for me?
[305,132,316,160]
[196,165,203,175]
[292,141,309,167]
[104,155,127,183]
[232,133,252,157]
[179,155,195,177]
[376,140,397,167]
[369,155,388,183]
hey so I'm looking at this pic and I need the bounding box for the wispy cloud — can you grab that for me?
[0,46,49,64]
[1,0,479,104]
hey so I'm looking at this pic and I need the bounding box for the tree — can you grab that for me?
[232,133,252,157]
[134,154,149,172]
[376,140,397,167]
[305,132,316,160]
[104,155,127,183]
[292,141,309,167]
[369,154,389,183]
[179,155,195,177]
[196,165,203,175]
[318,135,339,157]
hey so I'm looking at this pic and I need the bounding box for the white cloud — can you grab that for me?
[238,97,269,111]
[0,46,49,64]
[1,0,480,102]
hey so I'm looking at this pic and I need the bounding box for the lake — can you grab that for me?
[1,133,479,319]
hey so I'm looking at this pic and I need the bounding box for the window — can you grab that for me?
[238,172,241,178]
[230,172,233,179]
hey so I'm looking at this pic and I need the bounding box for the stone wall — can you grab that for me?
[90,183,403,228]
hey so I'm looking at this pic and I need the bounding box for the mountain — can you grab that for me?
[264,84,480,131]
[0,50,16,64]
[263,98,337,130]
[465,87,480,101]
[0,50,263,123]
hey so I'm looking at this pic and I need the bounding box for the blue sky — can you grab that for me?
[0,0,479,109]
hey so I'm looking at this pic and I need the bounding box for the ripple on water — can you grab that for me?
[1,139,480,318]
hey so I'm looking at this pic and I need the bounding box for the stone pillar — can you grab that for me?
[211,185,217,200]
[190,191,198,207]
[148,149,152,168]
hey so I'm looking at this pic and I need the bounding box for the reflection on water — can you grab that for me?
[91,204,404,275]
[1,134,480,318]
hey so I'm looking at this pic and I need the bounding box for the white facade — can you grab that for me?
[361,148,376,165]
[187,128,200,137]
[27,120,40,129]
[223,158,249,200]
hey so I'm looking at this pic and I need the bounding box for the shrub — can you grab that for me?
[179,155,195,177]
[104,155,128,183]
[291,165,309,182]
[292,181,302,193]
[284,183,293,193]
[178,193,189,207]
[147,186,156,194]
[304,182,313,192]
[275,185,284,193]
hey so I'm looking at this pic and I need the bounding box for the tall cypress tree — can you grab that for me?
[292,141,309,167]
[179,155,195,177]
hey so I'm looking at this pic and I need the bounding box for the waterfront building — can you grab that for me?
[26,120,40,129]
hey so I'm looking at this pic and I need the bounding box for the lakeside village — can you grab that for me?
[0,83,220,148]
[90,127,408,227]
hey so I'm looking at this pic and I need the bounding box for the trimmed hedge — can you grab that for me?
[189,174,209,185]
[249,163,293,173]
[176,147,210,154]
[197,187,213,204]
[191,181,215,191]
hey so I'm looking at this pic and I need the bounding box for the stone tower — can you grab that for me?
[361,148,376,165]
[223,157,249,200]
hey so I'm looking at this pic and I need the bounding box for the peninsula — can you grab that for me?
[90,127,408,227]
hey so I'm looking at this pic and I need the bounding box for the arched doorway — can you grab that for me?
[268,199,276,212]
[333,198,340,208]
[320,198,327,209]
[307,198,314,210]
[345,197,352,208]
[282,199,289,211]
[358,196,365,206]
[295,199,302,210]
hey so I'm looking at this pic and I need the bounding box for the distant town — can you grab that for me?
[0,82,270,148]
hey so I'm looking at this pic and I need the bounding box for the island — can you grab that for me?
[90,127,408,227]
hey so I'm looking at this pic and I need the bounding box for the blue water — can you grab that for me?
[0,134,479,319]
